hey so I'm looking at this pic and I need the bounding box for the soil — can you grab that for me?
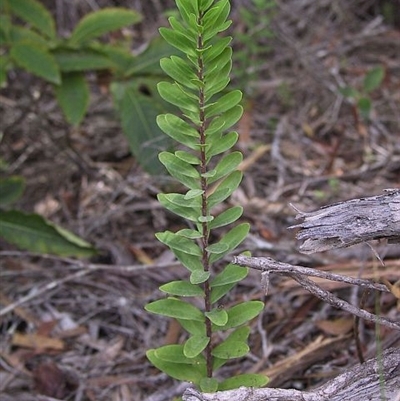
[0,1,399,401]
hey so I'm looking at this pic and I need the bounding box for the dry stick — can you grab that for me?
[233,255,400,331]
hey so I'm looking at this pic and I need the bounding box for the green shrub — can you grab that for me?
[145,0,268,393]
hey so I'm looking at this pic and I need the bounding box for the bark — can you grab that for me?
[290,189,400,254]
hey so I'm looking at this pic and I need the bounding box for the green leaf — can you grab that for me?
[55,73,89,126]
[358,97,372,119]
[184,335,209,358]
[9,0,56,39]
[205,308,228,326]
[207,152,243,184]
[177,318,206,336]
[156,231,202,256]
[219,373,268,391]
[208,171,243,209]
[212,340,248,359]
[111,79,171,174]
[200,377,219,393]
[158,194,200,222]
[211,264,248,287]
[147,347,205,384]
[206,131,239,158]
[53,49,115,72]
[0,210,95,257]
[223,301,264,329]
[209,206,243,229]
[69,8,142,45]
[157,113,199,150]
[205,90,242,118]
[157,81,198,113]
[206,105,243,135]
[190,270,210,285]
[338,86,359,99]
[159,151,201,189]
[209,223,250,263]
[145,298,204,321]
[0,176,25,206]
[159,27,197,57]
[160,281,204,297]
[363,66,385,93]
[10,42,60,84]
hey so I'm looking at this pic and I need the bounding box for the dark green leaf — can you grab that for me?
[9,0,55,39]
[145,298,204,321]
[159,280,204,297]
[0,176,25,206]
[0,211,95,257]
[10,42,60,84]
[69,8,142,45]
[55,73,89,126]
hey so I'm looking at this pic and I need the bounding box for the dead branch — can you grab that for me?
[183,347,400,401]
[290,189,400,254]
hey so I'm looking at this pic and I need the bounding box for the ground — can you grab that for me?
[0,1,399,400]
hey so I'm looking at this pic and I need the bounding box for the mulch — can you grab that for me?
[0,1,399,400]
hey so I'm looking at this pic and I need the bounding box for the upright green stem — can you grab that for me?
[197,10,213,378]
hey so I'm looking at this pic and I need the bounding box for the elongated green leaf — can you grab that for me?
[159,151,201,189]
[10,42,60,84]
[207,152,243,184]
[159,27,197,57]
[158,81,198,113]
[53,50,115,72]
[111,79,171,174]
[0,176,25,206]
[211,264,248,287]
[209,223,250,263]
[0,211,95,257]
[206,106,243,136]
[219,374,268,391]
[178,318,206,336]
[223,301,264,330]
[9,0,55,39]
[160,281,204,297]
[158,194,200,222]
[205,90,242,118]
[208,171,242,209]
[184,335,209,358]
[160,56,198,90]
[156,231,202,256]
[363,66,385,93]
[205,308,228,326]
[55,73,89,126]
[145,298,204,321]
[147,348,205,384]
[157,114,199,150]
[209,206,243,229]
[212,340,248,359]
[69,8,142,45]
[206,131,239,158]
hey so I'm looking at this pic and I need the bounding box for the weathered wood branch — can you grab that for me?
[290,189,400,254]
[183,347,400,401]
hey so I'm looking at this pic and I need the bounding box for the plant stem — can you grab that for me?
[197,9,213,379]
